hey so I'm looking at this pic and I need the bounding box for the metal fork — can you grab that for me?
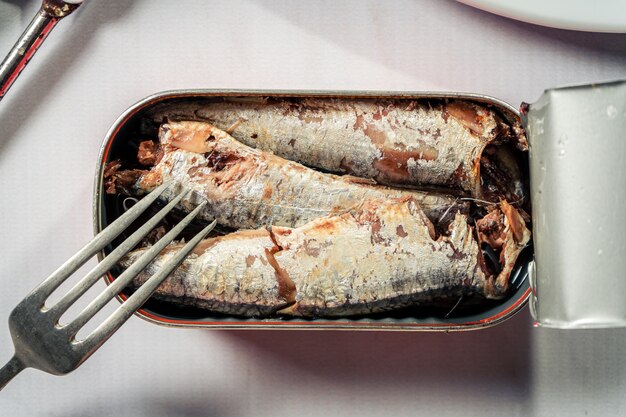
[0,182,215,391]
[0,0,85,101]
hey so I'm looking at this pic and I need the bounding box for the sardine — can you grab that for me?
[146,97,528,202]
[106,121,468,230]
[123,198,530,318]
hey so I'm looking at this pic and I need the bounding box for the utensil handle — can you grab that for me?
[0,8,58,101]
[0,355,26,391]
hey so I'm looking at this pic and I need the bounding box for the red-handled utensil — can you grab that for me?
[0,0,84,101]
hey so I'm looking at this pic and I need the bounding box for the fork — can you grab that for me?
[0,0,84,101]
[0,182,215,391]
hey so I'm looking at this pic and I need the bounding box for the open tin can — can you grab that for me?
[93,83,626,331]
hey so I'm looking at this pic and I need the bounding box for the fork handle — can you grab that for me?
[0,8,58,101]
[0,355,26,391]
[0,0,83,101]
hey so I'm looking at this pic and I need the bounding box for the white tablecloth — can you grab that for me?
[0,1,624,416]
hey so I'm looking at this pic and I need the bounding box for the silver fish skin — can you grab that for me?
[146,97,527,201]
[123,198,530,318]
[134,121,466,230]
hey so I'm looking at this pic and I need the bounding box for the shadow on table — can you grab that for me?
[2,0,38,17]
[255,0,626,97]
[221,308,533,412]
[451,1,626,55]
[57,391,240,417]
[0,0,137,153]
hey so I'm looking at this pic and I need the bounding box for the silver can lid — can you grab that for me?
[523,80,626,329]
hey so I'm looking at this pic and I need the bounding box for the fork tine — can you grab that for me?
[46,188,191,320]
[65,201,210,337]
[33,182,172,302]
[79,219,216,354]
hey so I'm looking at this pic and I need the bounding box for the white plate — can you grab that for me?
[457,0,626,33]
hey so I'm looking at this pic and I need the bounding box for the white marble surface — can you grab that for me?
[0,1,625,416]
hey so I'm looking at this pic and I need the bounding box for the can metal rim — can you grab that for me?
[93,89,531,332]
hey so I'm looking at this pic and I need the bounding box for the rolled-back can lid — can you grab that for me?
[523,80,626,329]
